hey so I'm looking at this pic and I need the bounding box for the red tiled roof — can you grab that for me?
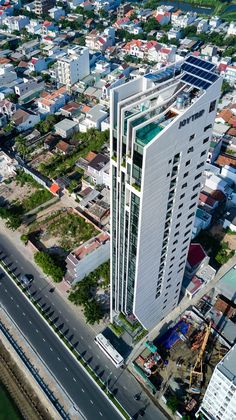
[187,243,206,268]
[215,154,236,169]
[217,109,233,123]
[218,63,227,73]
[56,140,70,152]
[50,183,60,194]
[199,192,216,208]
[85,151,97,162]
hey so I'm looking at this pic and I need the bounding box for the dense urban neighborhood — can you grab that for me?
[0,0,236,419]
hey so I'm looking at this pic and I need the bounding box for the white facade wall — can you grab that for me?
[70,241,110,285]
[199,345,236,420]
[58,47,90,86]
[110,61,222,330]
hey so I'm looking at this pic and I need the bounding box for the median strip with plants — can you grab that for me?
[0,259,130,420]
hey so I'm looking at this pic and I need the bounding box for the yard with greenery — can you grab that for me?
[34,251,65,282]
[38,128,109,179]
[0,171,52,229]
[46,212,98,251]
[194,231,235,268]
[68,262,109,324]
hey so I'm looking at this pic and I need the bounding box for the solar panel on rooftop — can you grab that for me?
[181,73,211,90]
[182,63,218,83]
[186,55,215,71]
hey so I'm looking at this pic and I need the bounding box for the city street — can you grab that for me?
[0,231,167,420]
[0,266,121,420]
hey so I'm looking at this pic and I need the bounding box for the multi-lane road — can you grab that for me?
[0,265,123,419]
[0,232,167,420]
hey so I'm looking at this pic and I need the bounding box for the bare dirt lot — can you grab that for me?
[0,180,37,205]
[30,151,53,170]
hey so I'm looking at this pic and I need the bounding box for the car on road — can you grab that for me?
[20,274,33,287]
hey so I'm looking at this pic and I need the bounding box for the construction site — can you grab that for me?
[132,310,230,417]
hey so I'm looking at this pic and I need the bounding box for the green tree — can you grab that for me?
[167,395,179,414]
[20,234,28,244]
[144,17,160,33]
[34,251,64,282]
[83,299,103,324]
[221,80,233,96]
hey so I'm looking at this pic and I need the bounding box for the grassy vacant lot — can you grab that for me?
[44,212,99,251]
[39,129,109,179]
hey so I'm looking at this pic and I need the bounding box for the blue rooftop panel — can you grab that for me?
[182,63,218,83]
[186,55,215,71]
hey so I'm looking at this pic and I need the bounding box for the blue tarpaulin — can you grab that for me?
[156,320,189,350]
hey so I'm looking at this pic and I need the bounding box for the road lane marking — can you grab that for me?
[4,289,7,292]
[90,400,93,405]
[81,388,85,393]
[105,365,109,369]
[57,357,60,361]
[81,336,84,340]
[10,296,13,300]
[99,412,103,416]
[73,377,76,382]
[88,345,92,349]
[52,302,55,306]
[43,338,46,342]
[65,367,68,371]
[22,312,26,316]
[73,327,76,330]
[16,304,19,308]
[59,310,62,314]
[29,320,32,324]
[45,294,48,298]
[123,386,127,390]
[50,347,53,351]
[36,329,39,333]
[97,355,100,359]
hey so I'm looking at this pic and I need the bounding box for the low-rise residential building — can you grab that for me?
[57,46,90,86]
[79,104,108,132]
[29,57,48,73]
[55,139,74,155]
[35,0,56,16]
[48,6,65,21]
[209,15,221,29]
[85,27,115,52]
[0,99,16,117]
[199,345,236,420]
[227,21,236,36]
[11,108,40,132]
[225,65,236,85]
[15,78,44,97]
[223,208,236,232]
[4,15,29,32]
[37,86,68,114]
[54,118,79,138]
[65,232,110,285]
[0,64,17,87]
[86,153,110,186]
[197,19,209,34]
[192,208,212,238]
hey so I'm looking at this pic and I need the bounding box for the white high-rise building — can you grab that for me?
[110,56,222,330]
[57,46,90,87]
[198,344,236,420]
